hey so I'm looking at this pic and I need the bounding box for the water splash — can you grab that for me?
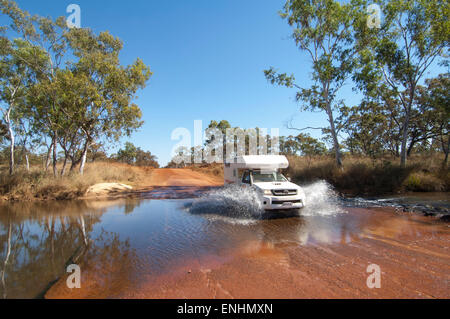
[299,180,346,216]
[186,184,264,219]
[185,180,345,219]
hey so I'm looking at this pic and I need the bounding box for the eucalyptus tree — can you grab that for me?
[1,0,68,175]
[0,38,47,174]
[265,0,359,167]
[116,142,138,165]
[205,120,231,160]
[63,28,152,174]
[1,0,152,176]
[415,73,450,164]
[342,100,392,157]
[352,0,449,167]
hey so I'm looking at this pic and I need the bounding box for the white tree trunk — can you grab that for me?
[45,143,53,172]
[79,145,88,175]
[400,109,411,168]
[25,153,29,172]
[6,112,15,175]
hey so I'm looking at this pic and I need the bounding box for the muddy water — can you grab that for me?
[0,183,449,299]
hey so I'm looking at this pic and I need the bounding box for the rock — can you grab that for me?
[86,183,133,196]
[440,215,450,222]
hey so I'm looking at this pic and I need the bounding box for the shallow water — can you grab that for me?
[0,182,449,298]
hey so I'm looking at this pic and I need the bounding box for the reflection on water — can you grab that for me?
[0,191,448,298]
[0,200,139,298]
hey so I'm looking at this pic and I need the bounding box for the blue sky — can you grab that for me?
[8,0,440,165]
[8,0,337,165]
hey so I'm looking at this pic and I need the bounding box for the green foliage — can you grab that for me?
[352,0,449,166]
[0,0,153,175]
[264,0,361,167]
[116,142,159,167]
[280,134,327,156]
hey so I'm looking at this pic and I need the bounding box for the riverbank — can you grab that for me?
[284,155,449,196]
[0,163,224,201]
[0,157,448,201]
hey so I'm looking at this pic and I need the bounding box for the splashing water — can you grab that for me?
[186,184,264,219]
[186,180,345,219]
[300,180,346,216]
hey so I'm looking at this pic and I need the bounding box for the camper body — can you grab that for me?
[224,155,306,210]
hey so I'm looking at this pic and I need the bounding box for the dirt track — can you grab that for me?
[83,168,224,199]
[144,168,223,187]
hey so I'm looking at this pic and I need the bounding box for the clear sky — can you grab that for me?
[8,0,425,165]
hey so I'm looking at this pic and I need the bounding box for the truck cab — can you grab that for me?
[224,155,306,210]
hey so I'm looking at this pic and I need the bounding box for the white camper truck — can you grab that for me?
[224,155,306,210]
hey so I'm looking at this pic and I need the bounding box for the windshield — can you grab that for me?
[252,171,287,183]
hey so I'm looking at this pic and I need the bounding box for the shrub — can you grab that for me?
[284,154,448,196]
[403,172,445,192]
[0,162,153,201]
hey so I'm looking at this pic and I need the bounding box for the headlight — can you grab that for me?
[263,189,272,195]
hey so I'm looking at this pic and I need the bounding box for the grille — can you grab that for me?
[271,189,298,196]
[272,199,302,204]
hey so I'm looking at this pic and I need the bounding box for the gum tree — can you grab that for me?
[63,28,152,174]
[352,0,449,167]
[265,0,359,167]
[0,37,46,174]
[1,0,69,175]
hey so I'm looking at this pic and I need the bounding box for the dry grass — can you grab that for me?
[185,163,224,179]
[403,172,447,192]
[0,162,154,201]
[283,155,449,196]
[1,156,447,200]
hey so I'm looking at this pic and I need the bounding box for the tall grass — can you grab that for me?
[283,155,449,196]
[0,162,153,201]
[188,163,224,178]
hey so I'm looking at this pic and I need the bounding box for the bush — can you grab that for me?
[403,172,445,192]
[284,155,448,196]
[0,162,153,201]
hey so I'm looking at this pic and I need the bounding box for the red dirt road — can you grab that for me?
[144,168,223,187]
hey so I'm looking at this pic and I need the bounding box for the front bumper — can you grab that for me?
[262,195,305,210]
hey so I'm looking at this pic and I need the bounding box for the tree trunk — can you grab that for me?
[400,110,411,168]
[60,155,68,176]
[45,143,53,172]
[407,139,416,157]
[326,105,342,167]
[69,157,78,172]
[442,136,449,166]
[8,123,14,175]
[79,143,88,175]
[52,135,58,177]
[25,153,29,172]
